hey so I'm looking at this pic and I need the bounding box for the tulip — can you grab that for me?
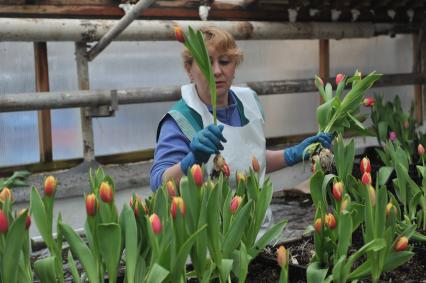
[236,171,246,184]
[174,26,185,43]
[99,181,113,203]
[17,209,31,230]
[386,202,397,218]
[361,172,372,185]
[0,187,13,202]
[166,180,176,197]
[222,162,230,177]
[230,196,242,214]
[360,157,371,174]
[314,76,324,88]
[252,156,260,173]
[418,144,425,157]
[314,218,322,233]
[0,210,8,233]
[325,213,336,229]
[335,73,345,85]
[332,181,344,201]
[340,198,349,213]
[389,131,397,141]
[394,236,408,251]
[129,194,142,216]
[368,186,376,207]
[170,197,186,219]
[85,193,97,216]
[44,175,57,197]
[403,120,409,129]
[190,164,203,186]
[149,213,162,235]
[276,245,288,268]
[363,97,375,107]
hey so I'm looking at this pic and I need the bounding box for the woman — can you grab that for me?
[150,26,331,191]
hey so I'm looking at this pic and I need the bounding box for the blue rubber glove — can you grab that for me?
[180,124,227,174]
[284,132,333,166]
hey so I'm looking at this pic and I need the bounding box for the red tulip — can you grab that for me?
[332,182,344,201]
[170,197,186,219]
[85,193,97,216]
[386,202,397,218]
[44,175,57,197]
[363,97,375,107]
[360,157,371,174]
[0,187,13,202]
[191,164,203,186]
[418,144,425,157]
[18,209,31,230]
[335,73,345,85]
[314,218,322,233]
[166,180,176,197]
[252,156,260,173]
[230,196,242,214]
[0,210,8,233]
[389,131,397,141]
[325,213,336,229]
[361,172,372,185]
[394,236,408,251]
[149,213,162,235]
[277,245,288,268]
[174,26,185,43]
[99,182,113,203]
[222,162,230,177]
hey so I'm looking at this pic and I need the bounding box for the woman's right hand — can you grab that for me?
[180,124,227,173]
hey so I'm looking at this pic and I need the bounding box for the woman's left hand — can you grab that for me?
[284,132,333,166]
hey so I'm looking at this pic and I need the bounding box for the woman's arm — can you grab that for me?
[265,149,287,173]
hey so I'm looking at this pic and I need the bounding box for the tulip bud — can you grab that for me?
[325,213,336,229]
[17,209,31,230]
[0,187,13,203]
[360,157,371,174]
[386,202,397,218]
[44,175,57,197]
[394,236,408,251]
[0,210,8,233]
[85,193,97,216]
[389,131,397,141]
[149,213,162,235]
[332,182,344,201]
[335,73,345,85]
[190,164,203,186]
[361,172,372,185]
[418,144,425,157]
[174,26,185,43]
[314,218,322,233]
[99,181,113,203]
[170,197,186,219]
[129,194,142,217]
[236,171,246,184]
[222,162,230,177]
[230,196,242,214]
[363,97,375,107]
[252,156,260,173]
[277,245,288,268]
[166,180,176,197]
[368,186,376,207]
[403,120,409,129]
[314,76,324,88]
[340,198,349,213]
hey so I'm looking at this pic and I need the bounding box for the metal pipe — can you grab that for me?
[87,0,155,61]
[0,73,424,113]
[0,18,418,42]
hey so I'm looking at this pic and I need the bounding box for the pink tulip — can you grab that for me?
[149,213,162,235]
[230,196,242,214]
[335,73,345,85]
[0,210,8,233]
[418,144,425,156]
[363,97,375,107]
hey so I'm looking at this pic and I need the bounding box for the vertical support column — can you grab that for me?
[413,34,423,125]
[422,29,426,124]
[34,42,53,163]
[319,39,330,104]
[75,42,95,162]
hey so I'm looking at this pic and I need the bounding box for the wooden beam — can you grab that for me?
[319,39,329,103]
[34,42,53,163]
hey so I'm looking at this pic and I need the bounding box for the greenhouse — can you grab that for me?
[0,0,425,282]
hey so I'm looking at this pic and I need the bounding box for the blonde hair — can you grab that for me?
[182,26,243,66]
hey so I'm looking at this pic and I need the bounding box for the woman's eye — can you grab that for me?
[219,60,230,65]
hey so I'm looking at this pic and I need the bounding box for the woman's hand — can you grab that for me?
[284,132,332,166]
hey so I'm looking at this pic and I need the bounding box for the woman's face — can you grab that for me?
[185,46,237,107]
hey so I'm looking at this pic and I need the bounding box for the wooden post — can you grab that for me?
[413,34,423,124]
[75,42,95,162]
[319,39,330,103]
[34,42,53,163]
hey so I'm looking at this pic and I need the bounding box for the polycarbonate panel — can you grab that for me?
[0,42,39,167]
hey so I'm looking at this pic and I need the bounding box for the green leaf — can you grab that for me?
[310,170,325,210]
[206,183,222,264]
[337,210,352,259]
[324,83,333,101]
[146,263,169,283]
[34,256,57,283]
[377,166,394,186]
[317,98,334,131]
[98,223,122,283]
[307,262,328,283]
[67,251,82,283]
[121,204,138,283]
[249,219,287,258]
[236,242,250,283]
[218,258,234,283]
[30,187,54,250]
[383,251,414,272]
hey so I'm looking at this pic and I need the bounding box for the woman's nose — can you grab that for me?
[211,60,222,76]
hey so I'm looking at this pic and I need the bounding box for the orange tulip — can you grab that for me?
[394,236,408,251]
[0,187,13,202]
[174,26,185,43]
[191,164,203,186]
[166,180,176,197]
[170,197,186,219]
[85,193,97,216]
[314,218,322,233]
[277,245,288,268]
[99,182,113,203]
[252,156,260,173]
[44,175,57,197]
[325,213,336,229]
[332,182,344,201]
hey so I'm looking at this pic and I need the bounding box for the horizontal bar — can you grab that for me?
[0,18,419,42]
[0,73,424,113]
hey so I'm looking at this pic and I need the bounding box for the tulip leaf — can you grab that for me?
[252,180,273,245]
[180,176,199,232]
[383,251,414,272]
[218,258,234,283]
[59,223,99,283]
[234,242,250,283]
[309,170,325,210]
[146,263,169,283]
[307,262,328,283]
[249,218,287,258]
[3,212,27,283]
[324,82,333,101]
[67,250,82,283]
[317,98,334,131]
[377,166,394,186]
[98,223,122,283]
[336,210,352,259]
[30,187,55,251]
[34,256,57,283]
[206,184,222,264]
[121,204,138,283]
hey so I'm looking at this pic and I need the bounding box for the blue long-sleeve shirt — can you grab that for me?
[150,91,243,191]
